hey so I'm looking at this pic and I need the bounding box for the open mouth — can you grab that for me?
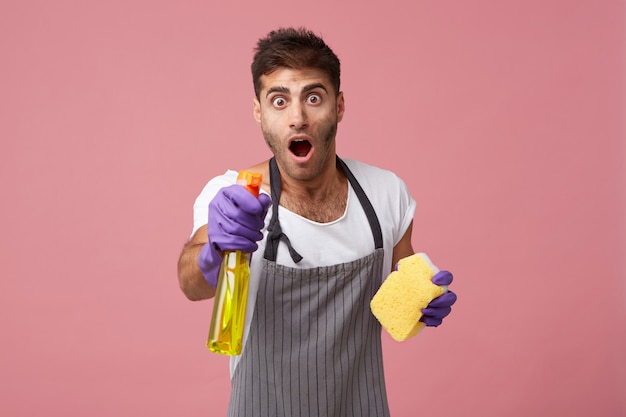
[289,139,312,157]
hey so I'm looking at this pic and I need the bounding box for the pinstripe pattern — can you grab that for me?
[228,156,390,416]
[228,248,389,417]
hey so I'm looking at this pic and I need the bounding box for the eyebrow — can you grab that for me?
[265,83,329,99]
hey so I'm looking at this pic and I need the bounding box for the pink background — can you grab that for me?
[2,1,624,416]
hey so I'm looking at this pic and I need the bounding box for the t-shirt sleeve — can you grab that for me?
[190,170,239,238]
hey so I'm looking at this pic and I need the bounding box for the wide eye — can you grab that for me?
[272,96,287,108]
[306,94,321,105]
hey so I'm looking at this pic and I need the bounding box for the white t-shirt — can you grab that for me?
[191,158,416,374]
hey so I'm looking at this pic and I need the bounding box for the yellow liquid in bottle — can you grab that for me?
[207,250,251,356]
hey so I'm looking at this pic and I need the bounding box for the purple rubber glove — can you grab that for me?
[420,270,457,327]
[198,184,271,287]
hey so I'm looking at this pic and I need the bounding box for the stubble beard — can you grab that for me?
[262,118,338,182]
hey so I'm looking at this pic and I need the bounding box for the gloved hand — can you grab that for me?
[198,184,271,287]
[420,270,457,327]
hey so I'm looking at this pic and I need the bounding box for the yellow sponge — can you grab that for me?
[370,253,446,341]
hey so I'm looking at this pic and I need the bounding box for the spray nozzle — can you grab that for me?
[236,171,262,198]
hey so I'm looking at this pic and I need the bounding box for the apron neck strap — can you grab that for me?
[263,156,384,263]
[337,158,384,250]
[264,158,303,263]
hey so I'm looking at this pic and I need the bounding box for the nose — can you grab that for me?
[289,101,308,130]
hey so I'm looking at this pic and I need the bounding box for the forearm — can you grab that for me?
[177,240,216,301]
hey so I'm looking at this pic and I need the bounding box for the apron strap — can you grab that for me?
[263,156,384,262]
[264,158,304,263]
[337,158,384,250]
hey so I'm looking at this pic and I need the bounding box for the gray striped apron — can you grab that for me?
[228,157,390,417]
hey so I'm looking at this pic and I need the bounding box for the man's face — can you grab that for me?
[253,67,345,182]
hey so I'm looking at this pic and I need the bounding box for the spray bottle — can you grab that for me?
[207,171,262,356]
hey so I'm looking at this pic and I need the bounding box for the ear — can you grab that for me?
[336,91,345,122]
[253,97,261,124]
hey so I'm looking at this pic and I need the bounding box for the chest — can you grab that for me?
[279,184,348,223]
[261,188,377,268]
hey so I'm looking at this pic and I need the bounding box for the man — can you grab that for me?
[178,27,457,417]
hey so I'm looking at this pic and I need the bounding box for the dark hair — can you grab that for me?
[251,27,341,99]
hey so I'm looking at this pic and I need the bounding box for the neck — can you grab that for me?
[281,158,342,201]
[276,156,348,223]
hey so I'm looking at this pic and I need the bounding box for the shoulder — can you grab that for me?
[198,158,271,197]
[343,157,415,223]
[342,158,409,193]
[343,158,399,177]
[199,170,239,193]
